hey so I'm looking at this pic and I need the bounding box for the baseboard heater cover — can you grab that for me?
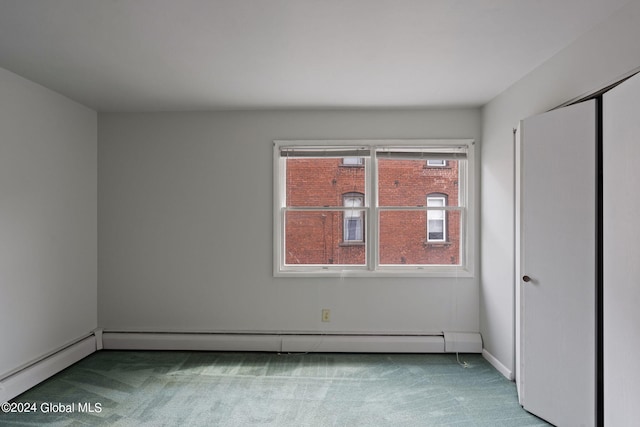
[443,332,483,353]
[102,332,481,354]
[103,333,282,352]
[0,336,96,403]
[281,335,444,353]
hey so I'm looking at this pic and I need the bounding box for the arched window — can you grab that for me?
[343,192,364,242]
[427,193,447,242]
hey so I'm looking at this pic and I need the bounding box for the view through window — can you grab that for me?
[274,141,472,276]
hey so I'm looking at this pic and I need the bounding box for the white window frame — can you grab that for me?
[274,139,475,277]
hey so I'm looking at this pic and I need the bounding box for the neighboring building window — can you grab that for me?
[427,195,447,242]
[426,159,447,167]
[274,140,474,276]
[343,193,364,242]
[342,157,364,166]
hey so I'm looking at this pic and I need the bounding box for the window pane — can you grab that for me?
[377,159,459,207]
[344,195,363,209]
[427,159,447,167]
[343,157,364,165]
[379,210,461,265]
[345,218,362,241]
[286,158,365,207]
[427,219,444,240]
[427,197,445,208]
[285,210,366,265]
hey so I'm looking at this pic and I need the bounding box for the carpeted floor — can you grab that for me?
[1,351,550,426]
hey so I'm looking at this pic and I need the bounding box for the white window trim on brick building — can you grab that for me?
[342,157,364,166]
[426,159,447,167]
[343,192,365,243]
[273,139,475,278]
[426,195,447,242]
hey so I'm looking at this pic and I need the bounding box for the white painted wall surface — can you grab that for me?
[0,67,97,377]
[603,72,640,427]
[98,109,480,335]
[481,0,640,375]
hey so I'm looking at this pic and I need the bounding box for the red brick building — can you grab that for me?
[284,157,460,266]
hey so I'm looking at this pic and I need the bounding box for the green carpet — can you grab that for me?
[1,351,549,426]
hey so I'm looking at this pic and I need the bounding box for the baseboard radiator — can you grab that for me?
[0,334,97,403]
[102,331,482,354]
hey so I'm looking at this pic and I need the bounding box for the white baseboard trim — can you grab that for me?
[102,332,447,353]
[482,349,514,380]
[0,336,96,403]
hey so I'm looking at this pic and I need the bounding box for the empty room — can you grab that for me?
[1,1,639,426]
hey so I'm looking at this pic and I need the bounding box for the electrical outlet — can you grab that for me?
[321,309,330,322]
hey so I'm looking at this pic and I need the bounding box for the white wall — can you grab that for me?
[0,67,97,377]
[481,0,640,375]
[98,109,481,336]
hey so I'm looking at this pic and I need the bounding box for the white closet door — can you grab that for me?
[603,72,640,427]
[519,100,596,426]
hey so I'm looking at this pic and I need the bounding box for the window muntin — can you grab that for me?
[275,141,473,276]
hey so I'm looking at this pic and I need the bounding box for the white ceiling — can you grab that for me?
[0,0,629,112]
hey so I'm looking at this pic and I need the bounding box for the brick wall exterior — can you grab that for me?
[285,158,460,265]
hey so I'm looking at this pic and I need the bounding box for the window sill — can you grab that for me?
[424,240,452,247]
[339,242,365,247]
[275,265,473,278]
[423,165,453,169]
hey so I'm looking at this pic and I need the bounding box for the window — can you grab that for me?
[426,159,447,167]
[343,193,364,242]
[426,195,446,242]
[342,157,364,166]
[274,140,474,277]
